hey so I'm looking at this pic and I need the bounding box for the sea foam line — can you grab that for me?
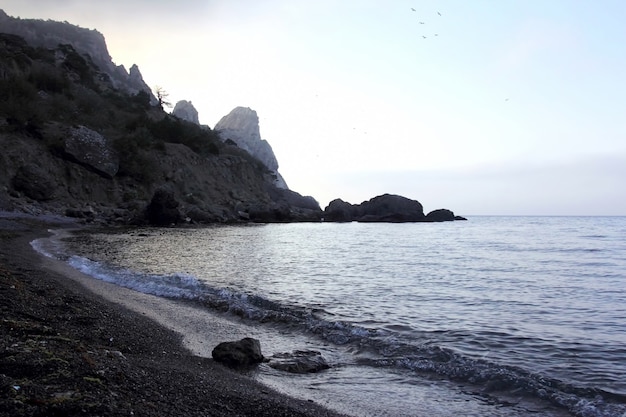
[32,239,626,417]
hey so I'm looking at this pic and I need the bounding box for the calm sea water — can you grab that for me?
[38,217,626,417]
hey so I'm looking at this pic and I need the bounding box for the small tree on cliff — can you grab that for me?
[154,85,172,109]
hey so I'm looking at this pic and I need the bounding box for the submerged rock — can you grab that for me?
[211,337,264,367]
[268,350,330,374]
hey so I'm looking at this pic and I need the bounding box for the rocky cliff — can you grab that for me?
[173,100,200,125]
[0,27,321,224]
[0,11,464,225]
[0,9,155,101]
[214,107,288,190]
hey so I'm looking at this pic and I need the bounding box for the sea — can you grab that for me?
[32,216,626,417]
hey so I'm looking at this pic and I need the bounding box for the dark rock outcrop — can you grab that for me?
[324,199,358,222]
[324,194,462,223]
[0,9,155,100]
[63,125,119,179]
[359,194,425,222]
[0,12,465,226]
[11,164,56,201]
[211,338,264,367]
[144,189,182,226]
[0,23,326,225]
[425,209,456,222]
[172,100,199,125]
[324,194,425,222]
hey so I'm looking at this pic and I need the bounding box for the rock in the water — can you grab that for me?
[425,208,456,222]
[359,194,425,222]
[323,194,464,223]
[268,350,330,374]
[215,107,287,189]
[172,100,199,125]
[11,164,56,201]
[64,125,119,179]
[144,189,181,226]
[324,194,425,222]
[324,198,358,222]
[212,337,264,367]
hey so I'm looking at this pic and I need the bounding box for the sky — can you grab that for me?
[3,0,626,215]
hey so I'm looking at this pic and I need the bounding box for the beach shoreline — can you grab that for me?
[0,214,348,417]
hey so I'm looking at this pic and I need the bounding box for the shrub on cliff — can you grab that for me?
[147,115,220,156]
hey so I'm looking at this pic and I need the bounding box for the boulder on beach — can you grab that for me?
[144,188,182,226]
[11,164,56,201]
[211,337,264,367]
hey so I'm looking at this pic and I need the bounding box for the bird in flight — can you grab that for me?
[437,11,442,16]
[411,8,416,11]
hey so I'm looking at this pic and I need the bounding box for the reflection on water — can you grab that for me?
[59,217,626,417]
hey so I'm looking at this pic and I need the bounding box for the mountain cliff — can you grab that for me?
[172,100,200,125]
[0,10,463,224]
[0,15,322,224]
[0,9,155,100]
[214,107,288,190]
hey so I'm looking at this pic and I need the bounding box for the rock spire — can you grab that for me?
[173,100,200,125]
[215,107,288,189]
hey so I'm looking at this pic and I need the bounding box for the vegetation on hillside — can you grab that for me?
[0,32,223,184]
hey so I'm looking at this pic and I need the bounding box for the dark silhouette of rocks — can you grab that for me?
[0,9,155,100]
[212,338,264,368]
[0,11,466,225]
[144,189,182,226]
[63,125,119,179]
[324,194,463,223]
[11,164,56,201]
[425,208,467,222]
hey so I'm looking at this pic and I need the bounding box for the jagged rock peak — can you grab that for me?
[173,100,200,125]
[215,107,288,189]
[214,107,261,140]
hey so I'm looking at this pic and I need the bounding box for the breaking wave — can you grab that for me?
[54,254,626,417]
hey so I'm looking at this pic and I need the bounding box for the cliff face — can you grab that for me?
[0,26,321,224]
[172,100,200,125]
[215,107,288,189]
[0,9,154,100]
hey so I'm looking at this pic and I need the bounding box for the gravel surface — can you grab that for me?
[0,216,348,417]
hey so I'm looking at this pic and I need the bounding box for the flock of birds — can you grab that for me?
[408,6,510,102]
[410,8,442,39]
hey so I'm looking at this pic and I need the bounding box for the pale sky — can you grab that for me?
[3,1,626,215]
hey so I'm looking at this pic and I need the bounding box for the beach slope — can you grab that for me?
[0,216,346,417]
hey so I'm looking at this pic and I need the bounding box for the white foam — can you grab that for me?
[67,255,202,300]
